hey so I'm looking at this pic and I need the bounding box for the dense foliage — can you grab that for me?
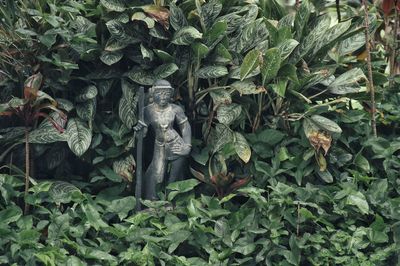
[0,0,399,265]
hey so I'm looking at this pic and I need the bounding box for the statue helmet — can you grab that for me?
[150,79,174,95]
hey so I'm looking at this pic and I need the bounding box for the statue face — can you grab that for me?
[153,88,172,107]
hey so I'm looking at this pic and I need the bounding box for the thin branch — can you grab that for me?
[362,0,377,137]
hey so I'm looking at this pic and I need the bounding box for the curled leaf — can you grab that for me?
[308,131,332,155]
[142,5,170,29]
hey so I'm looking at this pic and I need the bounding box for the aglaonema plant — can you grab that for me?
[0,73,66,214]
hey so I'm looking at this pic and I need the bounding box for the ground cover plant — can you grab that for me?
[0,0,400,265]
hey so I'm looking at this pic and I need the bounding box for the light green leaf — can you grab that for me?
[231,80,265,95]
[76,98,96,122]
[347,191,369,214]
[240,49,261,81]
[216,104,242,125]
[100,0,126,12]
[66,118,92,156]
[0,205,22,225]
[140,43,154,60]
[125,67,155,85]
[106,196,136,220]
[192,42,209,59]
[29,127,67,144]
[197,66,228,79]
[261,48,281,86]
[294,0,311,40]
[81,202,108,230]
[310,115,342,134]
[105,37,129,52]
[277,39,299,61]
[210,89,232,105]
[132,12,155,28]
[167,179,200,200]
[234,132,251,163]
[154,49,174,62]
[172,26,202,45]
[328,68,366,95]
[119,79,138,129]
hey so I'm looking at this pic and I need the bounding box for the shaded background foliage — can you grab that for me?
[0,0,400,265]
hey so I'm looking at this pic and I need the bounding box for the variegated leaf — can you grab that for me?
[97,79,114,97]
[216,104,242,125]
[210,89,232,105]
[234,132,251,163]
[76,98,96,122]
[328,68,366,94]
[278,39,299,61]
[197,66,228,79]
[100,51,123,66]
[240,49,261,81]
[29,127,67,144]
[75,85,98,103]
[125,67,156,86]
[172,26,202,45]
[100,0,126,12]
[169,3,188,31]
[154,63,179,79]
[311,115,342,134]
[113,155,136,182]
[261,48,281,86]
[66,118,92,157]
[294,0,311,40]
[119,79,138,128]
[200,0,222,29]
[211,123,233,153]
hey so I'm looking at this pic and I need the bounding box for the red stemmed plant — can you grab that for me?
[0,73,66,214]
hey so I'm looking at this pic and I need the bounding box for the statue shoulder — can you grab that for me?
[171,103,185,113]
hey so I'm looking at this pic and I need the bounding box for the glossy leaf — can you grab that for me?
[261,48,281,85]
[172,26,202,45]
[66,118,92,156]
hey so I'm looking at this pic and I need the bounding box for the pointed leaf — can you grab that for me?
[197,66,228,79]
[172,26,202,45]
[234,132,251,163]
[66,118,92,156]
[261,48,281,85]
[240,49,261,80]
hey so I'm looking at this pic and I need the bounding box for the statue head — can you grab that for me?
[150,79,174,107]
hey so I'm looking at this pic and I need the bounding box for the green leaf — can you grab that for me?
[49,181,81,204]
[172,26,202,45]
[197,66,228,79]
[240,49,261,81]
[271,79,287,97]
[99,166,122,182]
[328,68,366,95]
[277,39,299,61]
[310,115,342,134]
[210,89,232,105]
[29,127,67,144]
[113,155,135,182]
[81,202,108,230]
[216,104,242,125]
[0,205,22,225]
[100,0,126,12]
[154,63,179,79]
[261,48,281,86]
[347,191,369,214]
[119,80,138,129]
[338,32,365,55]
[75,85,98,103]
[294,0,311,40]
[192,42,209,59]
[100,51,123,66]
[105,37,129,52]
[66,118,92,156]
[204,21,227,48]
[313,20,352,56]
[132,12,155,28]
[76,98,96,122]
[106,196,136,220]
[167,179,200,192]
[125,67,155,85]
[140,43,154,60]
[154,49,174,62]
[234,132,251,163]
[200,0,222,29]
[169,3,188,31]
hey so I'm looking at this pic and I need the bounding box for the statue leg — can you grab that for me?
[144,144,166,200]
[168,156,187,183]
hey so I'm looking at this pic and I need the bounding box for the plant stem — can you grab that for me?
[362,0,377,137]
[24,128,30,215]
[389,3,399,87]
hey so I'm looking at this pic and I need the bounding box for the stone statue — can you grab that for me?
[134,80,191,200]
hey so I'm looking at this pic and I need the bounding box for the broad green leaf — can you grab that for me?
[106,196,136,220]
[277,39,299,61]
[132,12,155,28]
[154,49,174,62]
[0,205,22,225]
[119,80,138,129]
[211,124,234,153]
[100,0,126,12]
[234,132,251,163]
[204,21,227,48]
[317,169,333,183]
[66,118,92,156]
[338,32,365,55]
[125,67,155,85]
[105,37,129,52]
[154,63,179,79]
[347,191,369,214]
[261,48,281,86]
[313,20,352,56]
[169,3,188,31]
[271,79,287,97]
[328,68,366,94]
[310,115,342,134]
[167,179,200,200]
[100,51,123,66]
[81,202,108,230]
[172,26,202,45]
[49,181,82,204]
[231,80,265,95]
[230,19,269,53]
[216,104,242,125]
[210,89,232,105]
[192,42,209,59]
[75,85,98,103]
[197,66,228,79]
[99,166,122,182]
[240,49,261,80]
[140,43,154,60]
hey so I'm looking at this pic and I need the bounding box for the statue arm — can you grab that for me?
[175,105,191,146]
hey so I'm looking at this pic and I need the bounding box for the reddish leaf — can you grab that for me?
[0,111,14,116]
[229,177,251,192]
[34,112,65,133]
[24,73,43,100]
[382,0,394,15]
